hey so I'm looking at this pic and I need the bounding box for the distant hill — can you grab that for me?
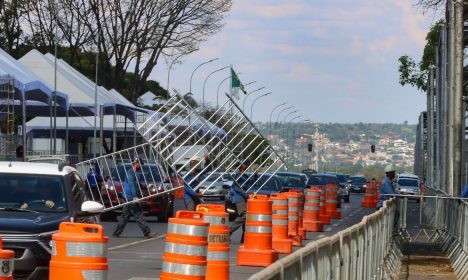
[258,122,416,144]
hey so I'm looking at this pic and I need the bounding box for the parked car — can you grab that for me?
[100,163,174,222]
[396,178,420,202]
[306,174,342,208]
[302,169,317,178]
[276,172,307,192]
[197,172,230,200]
[349,176,367,193]
[0,162,103,280]
[325,172,350,203]
[245,174,283,196]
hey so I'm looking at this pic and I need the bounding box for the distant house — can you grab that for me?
[138,91,166,107]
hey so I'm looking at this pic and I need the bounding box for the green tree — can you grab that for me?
[397,20,442,92]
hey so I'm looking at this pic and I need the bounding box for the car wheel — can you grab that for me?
[344,196,350,203]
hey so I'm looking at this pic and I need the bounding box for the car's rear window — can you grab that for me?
[0,174,67,212]
[308,175,336,185]
[350,177,367,183]
[398,179,419,187]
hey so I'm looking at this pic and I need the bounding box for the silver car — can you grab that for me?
[397,178,420,202]
[197,172,229,200]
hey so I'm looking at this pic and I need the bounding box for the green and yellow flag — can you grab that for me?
[231,67,245,99]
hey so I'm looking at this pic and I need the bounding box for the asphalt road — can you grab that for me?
[102,192,374,280]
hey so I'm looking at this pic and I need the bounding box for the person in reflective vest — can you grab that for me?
[184,155,211,210]
[113,157,156,239]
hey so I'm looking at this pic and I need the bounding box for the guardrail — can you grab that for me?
[249,198,402,280]
[422,188,468,279]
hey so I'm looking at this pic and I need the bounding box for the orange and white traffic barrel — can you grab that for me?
[372,182,380,207]
[0,236,14,280]
[50,222,108,280]
[161,210,209,280]
[319,187,331,225]
[196,204,230,280]
[286,192,302,246]
[325,184,341,219]
[269,193,292,254]
[289,189,306,240]
[237,194,278,267]
[303,189,324,232]
[361,182,375,207]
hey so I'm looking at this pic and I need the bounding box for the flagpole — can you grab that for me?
[229,65,233,116]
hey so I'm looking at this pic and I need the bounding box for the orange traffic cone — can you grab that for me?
[49,222,108,280]
[286,192,302,246]
[325,184,341,219]
[161,211,209,280]
[319,187,331,225]
[361,182,375,207]
[372,182,380,207]
[237,194,278,267]
[303,189,324,232]
[196,204,230,280]
[0,236,14,280]
[269,193,292,254]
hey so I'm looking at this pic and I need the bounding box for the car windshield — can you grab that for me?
[249,175,278,191]
[201,173,224,182]
[307,175,336,185]
[398,179,418,187]
[335,174,347,183]
[277,174,303,188]
[111,165,162,182]
[350,177,367,184]
[0,174,67,213]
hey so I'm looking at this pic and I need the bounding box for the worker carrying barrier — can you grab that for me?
[361,182,375,207]
[0,236,14,280]
[325,184,341,219]
[319,187,331,225]
[303,189,324,232]
[50,222,108,280]
[286,192,302,246]
[196,204,230,280]
[161,211,209,280]
[269,193,292,254]
[237,194,278,267]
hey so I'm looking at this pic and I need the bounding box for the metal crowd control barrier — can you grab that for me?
[136,93,285,196]
[249,198,402,280]
[76,91,285,211]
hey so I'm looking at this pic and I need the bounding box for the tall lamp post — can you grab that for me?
[294,119,310,167]
[189,58,218,95]
[166,49,198,97]
[275,106,294,148]
[250,92,272,121]
[202,65,229,110]
[285,115,302,166]
[269,102,286,137]
[284,114,301,158]
[242,86,266,111]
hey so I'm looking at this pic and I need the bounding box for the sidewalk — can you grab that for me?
[399,242,456,280]
[398,201,457,279]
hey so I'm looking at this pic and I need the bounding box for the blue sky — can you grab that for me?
[150,0,436,124]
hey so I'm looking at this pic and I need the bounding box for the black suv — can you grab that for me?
[0,162,102,280]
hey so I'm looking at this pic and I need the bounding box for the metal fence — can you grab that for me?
[249,198,402,280]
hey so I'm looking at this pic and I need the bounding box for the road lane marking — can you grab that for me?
[318,234,325,238]
[109,234,166,251]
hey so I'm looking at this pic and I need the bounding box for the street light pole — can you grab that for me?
[275,106,294,148]
[250,92,272,121]
[294,119,310,167]
[269,102,286,137]
[284,114,301,162]
[202,65,229,111]
[167,50,198,97]
[242,86,266,111]
[189,58,218,95]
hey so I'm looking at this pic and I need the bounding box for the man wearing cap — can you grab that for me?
[183,155,211,210]
[377,164,399,210]
[113,157,156,238]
